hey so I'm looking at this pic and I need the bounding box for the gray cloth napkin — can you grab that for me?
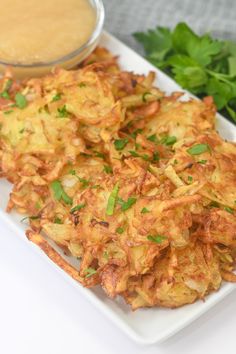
[102,0,236,54]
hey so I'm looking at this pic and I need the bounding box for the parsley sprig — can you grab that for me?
[134,22,236,122]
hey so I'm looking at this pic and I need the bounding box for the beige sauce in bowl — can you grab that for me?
[0,0,96,65]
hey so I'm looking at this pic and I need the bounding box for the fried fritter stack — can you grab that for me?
[0,48,236,310]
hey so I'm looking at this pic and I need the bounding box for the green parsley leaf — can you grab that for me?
[147,134,158,143]
[3,110,13,115]
[50,180,73,205]
[142,92,152,102]
[130,129,143,139]
[160,135,177,146]
[118,197,137,211]
[57,105,69,118]
[52,93,61,102]
[129,150,150,161]
[209,201,219,208]
[78,82,86,88]
[85,267,97,278]
[187,143,210,155]
[106,182,119,216]
[147,234,167,243]
[1,91,10,99]
[141,207,150,214]
[70,203,86,214]
[188,176,193,182]
[15,93,27,109]
[54,217,63,224]
[114,138,129,151]
[103,165,113,174]
[133,22,236,122]
[152,151,160,162]
[224,206,234,214]
[198,159,208,164]
[116,227,124,234]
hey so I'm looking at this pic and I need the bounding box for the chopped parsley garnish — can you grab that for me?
[129,150,150,161]
[70,203,86,214]
[103,165,113,174]
[78,82,86,88]
[118,197,137,211]
[224,206,234,214]
[103,251,109,260]
[94,151,105,159]
[147,134,158,143]
[4,79,13,91]
[141,207,150,214]
[54,217,63,224]
[51,180,73,205]
[15,92,27,109]
[116,227,124,234]
[19,128,24,134]
[187,144,210,155]
[3,110,13,115]
[142,91,152,102]
[35,201,41,210]
[160,135,177,146]
[69,170,90,188]
[57,105,69,118]
[52,93,61,102]
[1,91,10,99]
[85,267,97,278]
[147,234,167,243]
[197,159,208,164]
[152,151,160,162]
[114,138,129,151]
[209,201,219,208]
[106,182,119,216]
[188,176,193,182]
[130,129,143,139]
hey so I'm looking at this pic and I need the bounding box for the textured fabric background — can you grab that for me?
[102,0,236,54]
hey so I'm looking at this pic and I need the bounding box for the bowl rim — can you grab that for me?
[0,0,105,68]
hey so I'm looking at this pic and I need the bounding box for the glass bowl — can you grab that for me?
[0,0,105,79]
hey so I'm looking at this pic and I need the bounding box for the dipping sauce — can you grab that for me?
[0,0,96,64]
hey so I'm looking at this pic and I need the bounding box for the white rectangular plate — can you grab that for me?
[0,31,235,345]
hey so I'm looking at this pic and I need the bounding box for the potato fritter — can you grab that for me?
[0,47,236,310]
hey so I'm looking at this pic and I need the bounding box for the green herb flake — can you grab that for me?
[57,105,69,118]
[152,151,160,162]
[114,138,129,151]
[15,92,27,109]
[142,91,152,102]
[130,129,143,139]
[3,110,13,115]
[94,151,105,159]
[78,82,86,88]
[19,128,24,134]
[50,180,73,205]
[224,206,234,214]
[141,207,150,214]
[147,234,167,243]
[103,251,109,260]
[209,201,219,208]
[129,150,150,161]
[118,197,137,212]
[198,159,208,164]
[1,91,10,99]
[116,227,124,234]
[161,135,177,146]
[188,176,193,182]
[147,134,158,143]
[103,165,113,174]
[85,267,97,278]
[54,217,63,224]
[4,79,13,91]
[106,182,120,216]
[70,203,86,214]
[52,93,61,102]
[187,144,210,155]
